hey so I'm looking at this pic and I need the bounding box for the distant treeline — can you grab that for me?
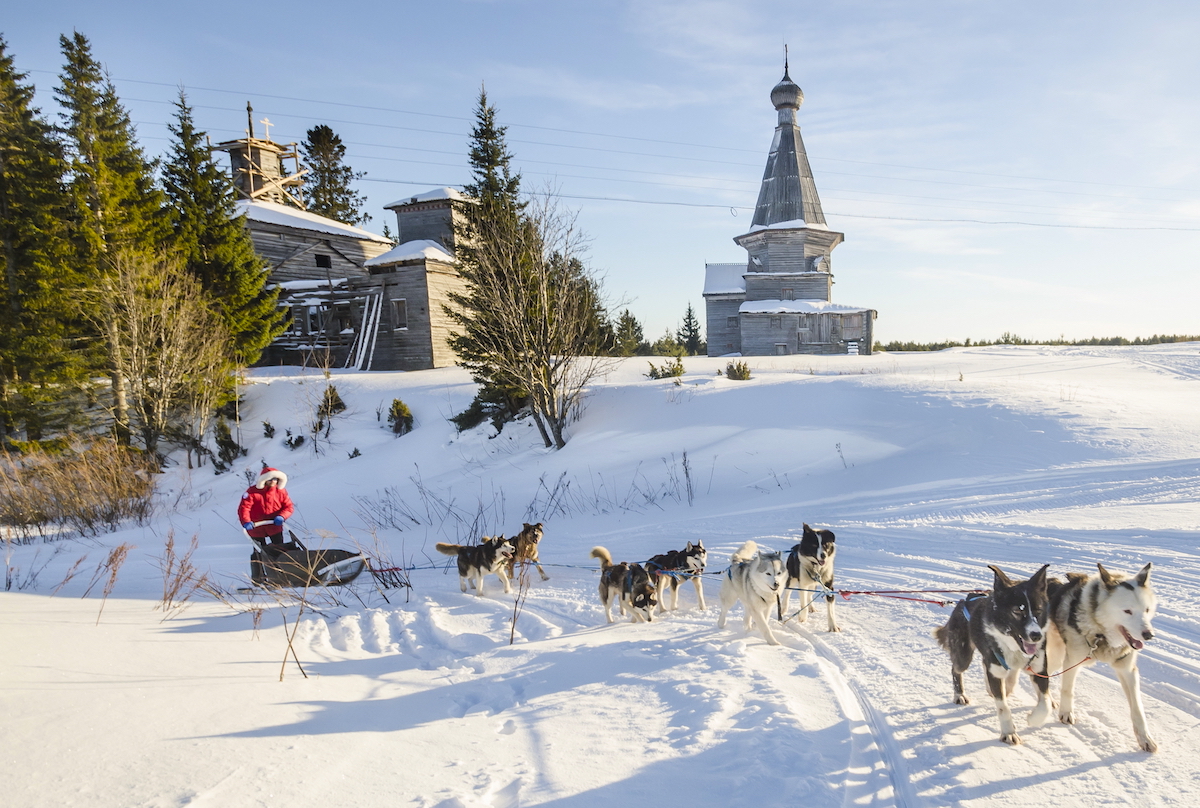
[874,333,1200,352]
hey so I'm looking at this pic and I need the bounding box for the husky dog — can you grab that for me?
[1047,562,1158,752]
[591,546,658,623]
[934,564,1052,745]
[717,541,785,646]
[435,536,516,596]
[780,524,840,632]
[645,540,708,613]
[507,522,550,581]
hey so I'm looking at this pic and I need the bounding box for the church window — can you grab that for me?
[727,316,738,329]
[775,343,788,355]
[315,254,332,269]
[392,299,408,330]
[770,317,782,329]
[781,288,794,300]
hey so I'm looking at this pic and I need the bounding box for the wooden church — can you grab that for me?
[213,110,466,370]
[704,66,876,356]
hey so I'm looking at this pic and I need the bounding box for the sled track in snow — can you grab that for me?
[791,626,918,808]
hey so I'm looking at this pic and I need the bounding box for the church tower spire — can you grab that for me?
[752,60,826,227]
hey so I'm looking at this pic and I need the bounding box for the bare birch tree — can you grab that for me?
[85,251,234,456]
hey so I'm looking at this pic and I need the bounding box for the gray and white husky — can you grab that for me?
[1047,562,1159,752]
[717,540,785,645]
[780,524,840,632]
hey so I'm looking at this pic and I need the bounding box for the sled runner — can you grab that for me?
[245,520,366,588]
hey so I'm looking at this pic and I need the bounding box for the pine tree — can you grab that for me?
[614,309,644,356]
[56,32,165,443]
[677,302,704,356]
[0,37,81,440]
[162,91,282,365]
[299,124,369,225]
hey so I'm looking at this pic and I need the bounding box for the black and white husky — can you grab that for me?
[645,541,708,613]
[934,564,1052,745]
[1047,562,1159,752]
[591,546,658,623]
[435,536,516,596]
[717,540,785,646]
[780,524,839,632]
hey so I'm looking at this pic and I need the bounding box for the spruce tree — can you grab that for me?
[299,124,370,225]
[614,309,644,356]
[56,32,164,442]
[677,302,704,356]
[162,91,282,365]
[446,89,533,433]
[0,37,80,440]
[445,89,612,448]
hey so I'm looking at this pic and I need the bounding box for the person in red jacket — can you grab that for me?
[238,466,295,550]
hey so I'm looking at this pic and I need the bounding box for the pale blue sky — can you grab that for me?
[7,1,1200,343]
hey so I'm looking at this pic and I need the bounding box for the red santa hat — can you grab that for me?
[255,467,288,489]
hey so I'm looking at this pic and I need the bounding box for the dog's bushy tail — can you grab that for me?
[730,540,758,563]
[590,546,613,569]
[932,623,950,650]
[435,542,460,556]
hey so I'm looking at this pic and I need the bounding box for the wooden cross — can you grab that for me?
[259,117,274,140]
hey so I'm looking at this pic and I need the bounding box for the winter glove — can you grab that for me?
[242,522,255,530]
[273,516,285,525]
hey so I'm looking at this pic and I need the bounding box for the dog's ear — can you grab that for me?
[988,564,1015,590]
[1097,563,1119,588]
[1135,562,1152,587]
[1029,564,1050,593]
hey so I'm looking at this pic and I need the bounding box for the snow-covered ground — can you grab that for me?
[3,345,1199,808]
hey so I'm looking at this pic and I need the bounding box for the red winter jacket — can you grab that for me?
[238,484,295,538]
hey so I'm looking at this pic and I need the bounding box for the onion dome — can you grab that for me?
[770,67,804,111]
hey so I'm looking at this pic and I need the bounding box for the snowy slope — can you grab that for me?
[3,345,1199,808]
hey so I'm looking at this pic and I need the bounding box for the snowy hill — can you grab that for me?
[4,345,1200,808]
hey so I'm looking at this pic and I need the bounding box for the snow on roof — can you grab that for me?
[740,218,832,235]
[237,200,391,244]
[277,278,349,291]
[383,187,468,208]
[703,263,747,295]
[364,239,454,267]
[740,299,874,315]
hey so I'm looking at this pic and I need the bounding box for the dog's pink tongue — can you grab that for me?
[1120,626,1145,650]
[1021,641,1038,656]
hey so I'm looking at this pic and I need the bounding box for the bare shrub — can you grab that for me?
[83,542,135,624]
[0,442,156,541]
[154,530,210,618]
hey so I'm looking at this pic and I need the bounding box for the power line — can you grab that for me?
[357,178,1200,230]
[94,75,1200,196]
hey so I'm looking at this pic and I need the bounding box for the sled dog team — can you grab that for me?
[439,522,1161,753]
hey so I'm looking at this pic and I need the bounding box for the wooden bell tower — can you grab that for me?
[212,103,308,209]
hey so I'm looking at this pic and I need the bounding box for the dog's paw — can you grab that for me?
[1057,710,1076,725]
[827,624,842,633]
[1138,734,1159,753]
[954,695,970,706]
[1000,732,1023,746]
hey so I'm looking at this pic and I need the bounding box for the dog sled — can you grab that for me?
[244,520,367,588]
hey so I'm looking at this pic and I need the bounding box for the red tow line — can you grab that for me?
[836,588,986,607]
